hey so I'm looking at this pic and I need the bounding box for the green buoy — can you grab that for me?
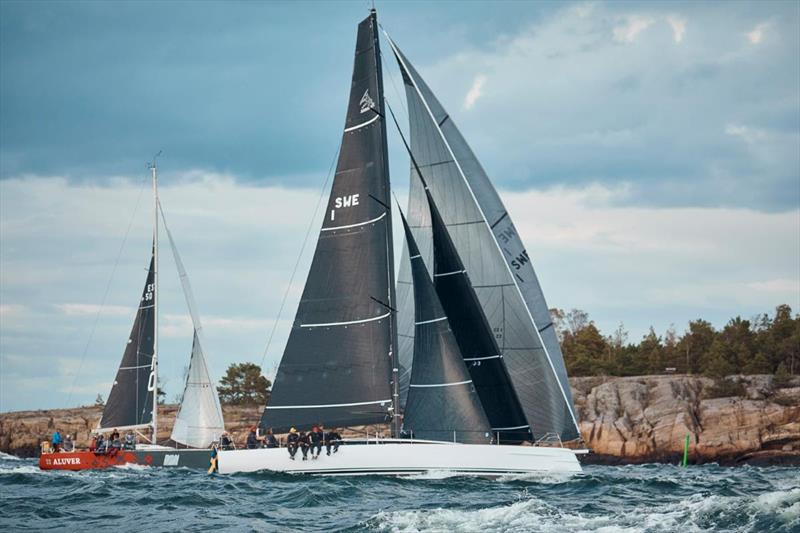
[682,433,690,467]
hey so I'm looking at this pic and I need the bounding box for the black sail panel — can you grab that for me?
[100,249,156,429]
[400,214,491,444]
[260,12,394,433]
[425,187,530,442]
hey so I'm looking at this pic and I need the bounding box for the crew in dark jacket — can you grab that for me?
[298,431,311,461]
[219,432,234,450]
[326,428,341,455]
[264,428,279,449]
[246,426,260,449]
[309,426,324,459]
[286,428,300,460]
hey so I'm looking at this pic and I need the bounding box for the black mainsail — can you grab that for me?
[388,37,580,441]
[400,214,491,444]
[260,11,396,432]
[100,247,156,429]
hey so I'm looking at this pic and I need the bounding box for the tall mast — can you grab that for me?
[370,7,400,439]
[150,152,160,443]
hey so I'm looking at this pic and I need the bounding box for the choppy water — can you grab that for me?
[0,452,797,532]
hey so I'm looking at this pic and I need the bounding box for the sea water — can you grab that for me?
[0,452,797,532]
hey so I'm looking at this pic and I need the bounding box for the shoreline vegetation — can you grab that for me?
[1,305,797,465]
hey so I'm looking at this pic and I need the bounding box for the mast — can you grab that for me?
[150,152,160,444]
[371,7,401,439]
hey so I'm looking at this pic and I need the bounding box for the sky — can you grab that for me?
[1,1,798,412]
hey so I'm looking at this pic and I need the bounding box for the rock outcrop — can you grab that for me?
[1,375,798,465]
[572,375,800,465]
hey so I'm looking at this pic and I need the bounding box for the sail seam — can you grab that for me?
[491,424,530,430]
[409,254,421,259]
[409,379,472,388]
[265,398,391,410]
[463,355,502,361]
[118,364,153,370]
[321,212,386,232]
[300,311,391,328]
[344,114,380,132]
[387,35,580,435]
[414,316,447,325]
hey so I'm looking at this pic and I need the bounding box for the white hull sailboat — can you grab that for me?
[218,440,583,476]
[217,9,585,477]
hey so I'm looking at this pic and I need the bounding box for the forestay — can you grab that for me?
[388,38,580,441]
[261,11,396,432]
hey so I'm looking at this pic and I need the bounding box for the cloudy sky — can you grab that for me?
[1,1,798,412]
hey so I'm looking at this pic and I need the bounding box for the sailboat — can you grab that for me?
[39,160,226,471]
[216,9,585,476]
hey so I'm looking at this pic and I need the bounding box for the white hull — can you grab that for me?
[217,440,584,476]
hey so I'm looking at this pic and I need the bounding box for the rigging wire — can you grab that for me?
[66,173,149,408]
[258,140,342,370]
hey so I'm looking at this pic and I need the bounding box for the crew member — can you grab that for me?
[63,434,74,452]
[219,432,234,450]
[264,428,279,449]
[326,428,341,455]
[286,428,300,460]
[51,430,62,453]
[95,434,106,454]
[124,431,136,450]
[298,430,311,461]
[246,426,260,449]
[109,428,121,451]
[309,425,323,459]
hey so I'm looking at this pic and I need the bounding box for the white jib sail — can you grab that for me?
[160,202,225,448]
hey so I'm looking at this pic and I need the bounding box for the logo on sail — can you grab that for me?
[360,89,375,114]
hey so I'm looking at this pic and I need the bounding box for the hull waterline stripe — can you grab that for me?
[463,355,502,362]
[321,212,386,232]
[415,316,447,325]
[491,424,530,431]
[343,114,380,132]
[434,269,466,277]
[409,379,472,388]
[300,311,391,328]
[265,398,391,410]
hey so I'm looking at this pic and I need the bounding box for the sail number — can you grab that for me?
[330,194,360,221]
[144,283,154,302]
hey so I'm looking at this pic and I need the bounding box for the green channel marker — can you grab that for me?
[682,433,690,467]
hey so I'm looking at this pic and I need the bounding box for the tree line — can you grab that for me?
[553,304,799,380]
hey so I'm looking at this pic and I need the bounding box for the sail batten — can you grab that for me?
[260,11,395,433]
[387,35,580,440]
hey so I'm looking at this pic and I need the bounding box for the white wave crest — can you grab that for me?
[0,465,45,476]
[371,486,800,532]
[0,452,22,461]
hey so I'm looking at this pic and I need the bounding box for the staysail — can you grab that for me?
[260,11,396,432]
[400,213,492,444]
[160,203,225,448]
[388,38,580,440]
[100,246,156,430]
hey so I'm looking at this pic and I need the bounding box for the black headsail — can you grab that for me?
[261,11,396,432]
[100,246,156,429]
[400,213,491,444]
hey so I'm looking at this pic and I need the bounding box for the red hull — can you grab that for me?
[39,449,154,471]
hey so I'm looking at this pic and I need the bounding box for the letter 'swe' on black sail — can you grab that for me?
[100,244,156,429]
[260,11,396,432]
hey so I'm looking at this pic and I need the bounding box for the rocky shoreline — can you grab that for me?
[1,375,798,466]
